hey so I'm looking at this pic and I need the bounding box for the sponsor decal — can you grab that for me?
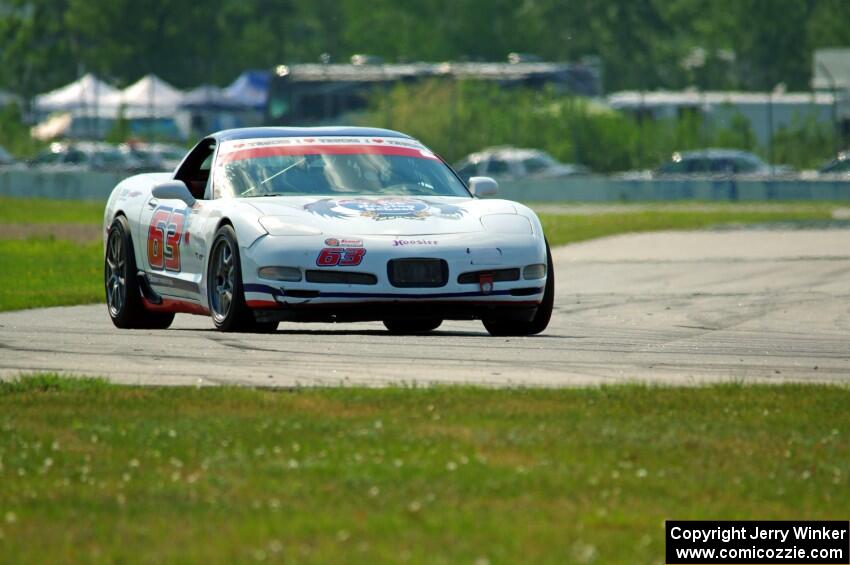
[316,247,366,267]
[479,274,494,295]
[305,197,466,221]
[147,207,187,272]
[218,137,434,162]
[393,239,438,246]
[325,237,363,247]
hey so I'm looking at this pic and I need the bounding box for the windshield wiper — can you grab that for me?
[242,158,306,197]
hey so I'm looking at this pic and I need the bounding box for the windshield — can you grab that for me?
[214,137,470,199]
[523,155,556,173]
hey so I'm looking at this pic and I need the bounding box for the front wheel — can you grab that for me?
[207,224,277,333]
[482,242,554,337]
[383,319,443,334]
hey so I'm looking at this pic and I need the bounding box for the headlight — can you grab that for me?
[523,264,547,280]
[480,214,533,234]
[258,216,322,236]
[258,266,302,281]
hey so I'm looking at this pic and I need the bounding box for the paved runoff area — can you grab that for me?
[1,229,849,387]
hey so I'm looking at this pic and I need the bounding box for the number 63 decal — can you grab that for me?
[147,207,187,272]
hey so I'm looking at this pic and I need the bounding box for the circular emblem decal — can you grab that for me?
[337,198,429,219]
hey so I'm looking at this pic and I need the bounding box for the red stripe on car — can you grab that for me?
[219,144,437,163]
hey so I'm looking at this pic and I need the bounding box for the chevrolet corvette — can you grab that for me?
[103,127,554,335]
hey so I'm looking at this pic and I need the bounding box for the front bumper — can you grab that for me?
[240,231,547,320]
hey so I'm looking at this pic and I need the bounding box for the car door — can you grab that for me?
[138,191,198,300]
[137,142,215,301]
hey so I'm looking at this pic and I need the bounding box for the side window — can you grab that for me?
[523,157,549,174]
[200,152,213,174]
[733,157,759,173]
[175,139,215,199]
[64,149,87,165]
[659,159,687,174]
[833,160,850,173]
[686,158,709,173]
[455,163,477,181]
[710,159,734,173]
[485,159,510,175]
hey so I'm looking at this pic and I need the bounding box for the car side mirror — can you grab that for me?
[468,176,498,197]
[152,181,196,206]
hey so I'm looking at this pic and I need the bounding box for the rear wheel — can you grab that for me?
[105,216,174,330]
[482,242,554,337]
[383,318,443,334]
[207,224,277,333]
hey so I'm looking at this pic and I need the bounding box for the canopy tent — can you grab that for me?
[180,85,243,109]
[224,70,270,110]
[33,73,119,115]
[103,74,184,117]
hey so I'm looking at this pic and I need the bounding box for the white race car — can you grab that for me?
[103,127,554,335]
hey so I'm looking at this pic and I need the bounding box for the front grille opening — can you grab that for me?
[305,270,378,285]
[387,258,448,288]
[457,268,520,284]
[510,287,543,296]
[284,289,320,298]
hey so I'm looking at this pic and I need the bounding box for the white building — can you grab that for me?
[606,89,838,145]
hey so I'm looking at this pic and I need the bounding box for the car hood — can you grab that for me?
[244,195,518,236]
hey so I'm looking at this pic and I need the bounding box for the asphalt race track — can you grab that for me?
[1,229,849,387]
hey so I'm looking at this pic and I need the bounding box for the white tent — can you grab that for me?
[104,74,184,117]
[181,85,242,109]
[224,71,270,109]
[33,73,119,115]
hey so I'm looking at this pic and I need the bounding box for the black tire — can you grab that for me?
[482,242,554,337]
[383,318,443,334]
[105,216,174,330]
[207,224,277,333]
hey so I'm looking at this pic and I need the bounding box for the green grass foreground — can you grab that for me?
[0,375,847,563]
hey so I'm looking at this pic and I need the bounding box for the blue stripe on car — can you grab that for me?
[243,283,542,300]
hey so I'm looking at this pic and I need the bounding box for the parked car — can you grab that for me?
[654,148,792,177]
[121,142,186,172]
[0,145,17,166]
[453,147,589,182]
[817,151,850,177]
[29,142,140,172]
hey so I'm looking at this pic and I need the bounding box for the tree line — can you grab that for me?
[361,80,837,171]
[1,0,849,99]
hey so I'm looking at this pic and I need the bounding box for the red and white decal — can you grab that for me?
[147,207,186,272]
[218,136,437,164]
[316,247,366,267]
[325,237,363,247]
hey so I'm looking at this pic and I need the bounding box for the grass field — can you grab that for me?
[0,375,847,563]
[538,204,837,246]
[0,197,103,224]
[0,239,101,312]
[0,197,841,311]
